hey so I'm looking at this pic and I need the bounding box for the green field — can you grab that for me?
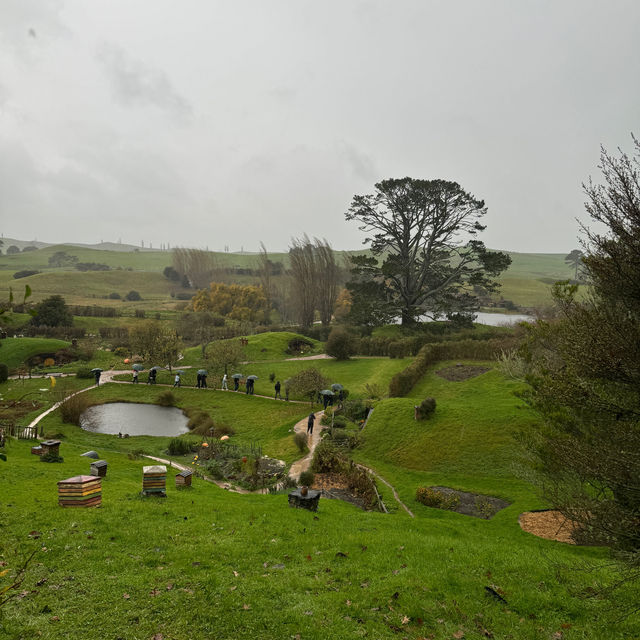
[0,243,580,311]
[2,340,639,639]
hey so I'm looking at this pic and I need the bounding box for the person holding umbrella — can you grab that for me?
[92,368,102,386]
[196,372,202,388]
[274,380,281,400]
[132,369,138,384]
[200,371,207,388]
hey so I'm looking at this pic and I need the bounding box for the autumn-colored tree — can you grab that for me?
[191,283,267,322]
[130,321,182,370]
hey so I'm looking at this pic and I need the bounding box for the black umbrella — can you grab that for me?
[150,366,162,372]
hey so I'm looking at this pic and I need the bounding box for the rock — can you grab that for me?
[81,451,99,459]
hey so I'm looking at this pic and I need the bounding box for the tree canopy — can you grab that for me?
[521,137,640,570]
[192,283,267,322]
[31,295,72,327]
[345,177,511,325]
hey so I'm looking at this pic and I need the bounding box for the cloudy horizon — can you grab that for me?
[1,0,638,253]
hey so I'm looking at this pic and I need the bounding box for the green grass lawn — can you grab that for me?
[352,361,547,517]
[0,337,71,370]
[157,357,412,399]
[1,437,637,639]
[33,382,309,464]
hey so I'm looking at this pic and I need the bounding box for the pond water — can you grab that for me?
[80,403,190,437]
[474,312,534,326]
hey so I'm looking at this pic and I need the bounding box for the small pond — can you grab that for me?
[80,403,189,437]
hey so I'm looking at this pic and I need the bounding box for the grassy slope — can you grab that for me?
[352,361,545,514]
[1,438,636,639]
[0,337,71,369]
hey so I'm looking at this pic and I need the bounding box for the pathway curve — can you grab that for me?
[354,462,415,517]
[287,411,325,481]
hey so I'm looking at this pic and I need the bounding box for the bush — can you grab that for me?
[311,439,345,473]
[416,397,436,420]
[40,453,64,463]
[293,431,307,453]
[167,438,194,456]
[59,393,90,425]
[0,363,8,384]
[298,470,315,486]
[325,327,357,360]
[126,290,142,301]
[342,398,369,422]
[415,487,460,510]
[155,391,177,407]
[108,292,121,299]
[134,309,146,318]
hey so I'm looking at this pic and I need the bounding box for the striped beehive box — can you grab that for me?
[90,460,108,477]
[58,475,102,508]
[142,465,167,496]
[175,469,192,487]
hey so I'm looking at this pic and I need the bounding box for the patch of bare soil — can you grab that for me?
[519,510,579,544]
[435,364,491,381]
[429,486,510,519]
[0,399,43,421]
[311,472,368,510]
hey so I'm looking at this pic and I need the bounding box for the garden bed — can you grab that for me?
[311,472,370,510]
[519,509,579,544]
[419,486,510,519]
[435,364,491,381]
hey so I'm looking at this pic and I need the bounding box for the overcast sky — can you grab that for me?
[1,0,638,253]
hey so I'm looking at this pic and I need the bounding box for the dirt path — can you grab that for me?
[142,454,250,494]
[287,411,325,481]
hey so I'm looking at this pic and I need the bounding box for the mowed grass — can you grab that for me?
[352,361,546,517]
[34,382,309,463]
[0,337,71,370]
[181,331,324,367]
[1,440,637,640]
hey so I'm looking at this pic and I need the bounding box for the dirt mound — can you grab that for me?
[435,364,491,381]
[519,510,579,544]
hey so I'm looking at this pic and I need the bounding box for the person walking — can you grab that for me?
[173,373,181,388]
[249,378,255,395]
[323,394,330,410]
[274,380,281,400]
[196,373,202,389]
[233,376,239,392]
[149,369,157,385]
[201,373,207,388]
[94,370,101,386]
[307,412,316,435]
[222,373,228,390]
[285,384,289,402]
[132,370,138,384]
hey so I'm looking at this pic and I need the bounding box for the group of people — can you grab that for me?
[196,372,208,388]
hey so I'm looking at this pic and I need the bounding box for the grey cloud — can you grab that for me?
[96,43,192,118]
[340,143,377,183]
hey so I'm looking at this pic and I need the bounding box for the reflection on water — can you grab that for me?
[80,403,189,436]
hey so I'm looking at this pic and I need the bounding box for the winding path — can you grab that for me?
[22,372,412,515]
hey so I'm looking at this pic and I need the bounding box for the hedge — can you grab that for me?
[388,336,518,397]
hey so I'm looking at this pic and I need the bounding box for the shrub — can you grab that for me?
[416,397,436,420]
[134,309,146,318]
[126,290,142,301]
[40,453,64,463]
[108,292,121,299]
[321,413,347,428]
[298,470,315,486]
[59,393,90,425]
[167,438,194,456]
[311,439,345,473]
[415,487,460,510]
[156,391,177,407]
[127,449,146,460]
[293,431,307,453]
[0,363,8,384]
[325,327,357,360]
[342,398,369,422]
[269,372,276,383]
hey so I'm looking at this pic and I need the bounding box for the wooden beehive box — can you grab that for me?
[90,460,108,477]
[175,469,192,487]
